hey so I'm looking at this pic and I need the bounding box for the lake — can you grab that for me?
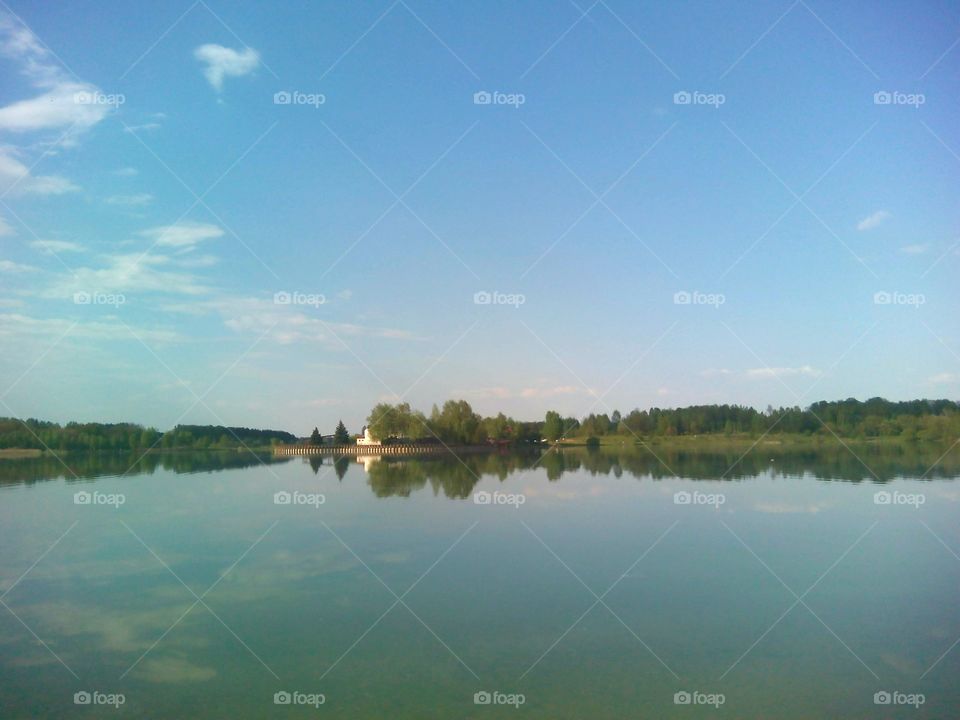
[1,444,958,718]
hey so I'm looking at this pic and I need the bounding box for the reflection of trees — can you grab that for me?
[563,443,960,483]
[0,451,292,487]
[366,443,960,497]
[365,451,541,498]
[2,442,956,495]
[306,456,353,481]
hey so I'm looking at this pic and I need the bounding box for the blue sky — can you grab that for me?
[0,0,957,433]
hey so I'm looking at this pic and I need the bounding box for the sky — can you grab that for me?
[0,0,957,435]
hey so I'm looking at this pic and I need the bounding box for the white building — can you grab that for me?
[356,426,381,446]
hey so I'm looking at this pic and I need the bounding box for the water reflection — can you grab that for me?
[2,443,957,497]
[0,450,291,488]
[1,443,959,719]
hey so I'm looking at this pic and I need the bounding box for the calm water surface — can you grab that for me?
[1,446,958,718]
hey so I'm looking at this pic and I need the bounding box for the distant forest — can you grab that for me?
[0,419,296,452]
[0,397,957,453]
[364,397,960,445]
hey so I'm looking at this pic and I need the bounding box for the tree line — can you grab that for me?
[359,397,959,445]
[0,418,296,452]
[3,396,955,454]
[574,398,959,442]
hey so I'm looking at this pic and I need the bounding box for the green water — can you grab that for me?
[1,446,958,718]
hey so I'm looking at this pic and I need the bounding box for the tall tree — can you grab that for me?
[543,411,564,442]
[334,420,350,445]
[309,427,321,445]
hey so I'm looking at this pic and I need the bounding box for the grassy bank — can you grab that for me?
[556,433,956,451]
[0,448,43,459]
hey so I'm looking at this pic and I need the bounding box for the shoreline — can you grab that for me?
[2,434,955,461]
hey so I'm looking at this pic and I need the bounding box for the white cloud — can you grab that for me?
[0,259,36,272]
[0,82,111,133]
[0,17,111,138]
[106,193,153,206]
[0,148,80,195]
[45,251,215,298]
[929,372,957,385]
[30,239,82,254]
[193,44,260,91]
[0,313,180,344]
[856,210,891,231]
[700,368,732,377]
[0,213,13,236]
[0,15,62,86]
[455,387,514,400]
[900,243,928,255]
[161,295,412,345]
[140,221,223,248]
[122,123,161,134]
[22,174,80,195]
[746,365,821,379]
[520,385,584,399]
[113,167,138,177]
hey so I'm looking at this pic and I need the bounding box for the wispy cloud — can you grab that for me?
[122,122,161,134]
[106,193,153,206]
[0,259,37,272]
[856,210,891,231]
[0,313,180,344]
[45,252,216,299]
[162,295,413,346]
[193,44,259,91]
[745,365,821,379]
[30,239,82,254]
[0,148,80,195]
[900,243,928,255]
[520,385,585,399]
[140,221,223,248]
[0,15,112,139]
[700,368,733,377]
[455,387,514,401]
[929,372,957,385]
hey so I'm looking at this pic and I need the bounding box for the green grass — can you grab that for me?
[554,433,949,450]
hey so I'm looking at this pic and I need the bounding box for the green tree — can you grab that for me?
[309,427,321,445]
[334,420,350,445]
[430,400,481,444]
[543,411,563,442]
